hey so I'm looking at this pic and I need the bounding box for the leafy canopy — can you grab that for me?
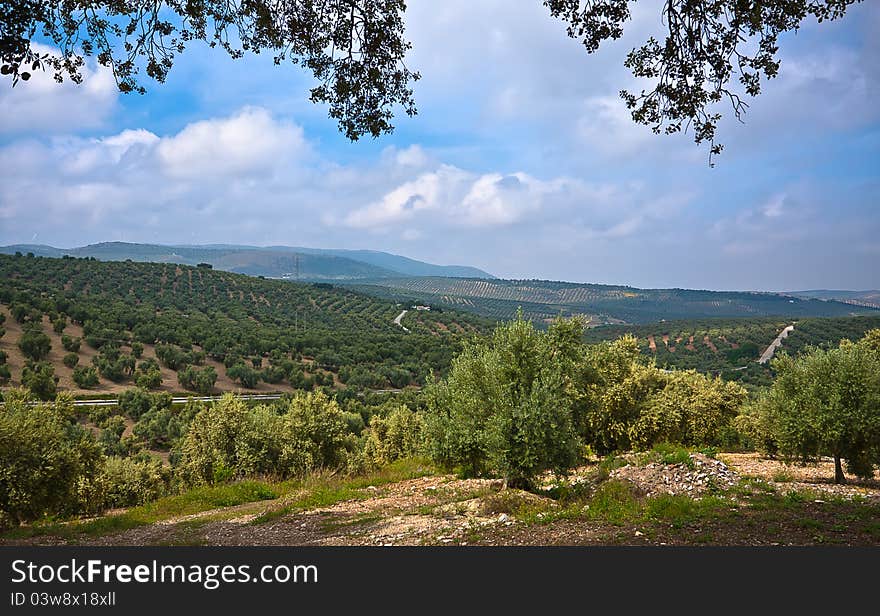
[545,0,861,161]
[759,332,880,483]
[1,0,418,140]
[1,1,861,154]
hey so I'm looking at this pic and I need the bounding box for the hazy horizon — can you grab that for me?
[2,239,877,295]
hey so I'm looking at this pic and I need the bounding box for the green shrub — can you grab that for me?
[98,415,129,456]
[177,365,217,394]
[63,352,80,368]
[21,361,57,400]
[72,366,100,389]
[177,391,355,486]
[18,326,51,361]
[133,406,189,450]
[98,456,170,508]
[118,389,172,420]
[61,335,81,353]
[632,370,747,450]
[578,335,667,453]
[363,405,425,469]
[0,390,103,527]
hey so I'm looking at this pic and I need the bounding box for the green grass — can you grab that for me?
[3,481,280,540]
[4,458,436,541]
[650,443,695,468]
[250,458,435,525]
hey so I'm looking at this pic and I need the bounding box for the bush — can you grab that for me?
[72,366,100,389]
[177,392,355,486]
[61,335,81,353]
[0,364,10,384]
[21,361,57,400]
[98,456,170,509]
[577,335,666,453]
[98,415,130,456]
[18,326,51,361]
[178,365,217,394]
[632,370,747,450]
[118,389,172,420]
[0,390,103,527]
[227,363,260,388]
[63,352,80,368]
[135,368,163,389]
[363,405,425,469]
[133,406,190,450]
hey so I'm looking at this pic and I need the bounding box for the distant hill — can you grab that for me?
[0,242,494,281]
[281,247,494,279]
[346,277,880,325]
[786,290,880,309]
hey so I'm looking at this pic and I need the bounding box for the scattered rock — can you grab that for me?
[608,454,738,497]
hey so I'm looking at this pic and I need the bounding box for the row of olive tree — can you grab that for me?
[422,314,748,488]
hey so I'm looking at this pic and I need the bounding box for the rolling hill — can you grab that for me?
[0,243,494,281]
[787,290,880,309]
[346,277,880,325]
[0,254,490,396]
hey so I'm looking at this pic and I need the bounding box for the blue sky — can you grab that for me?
[1,1,877,291]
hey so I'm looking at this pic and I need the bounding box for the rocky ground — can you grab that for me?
[6,452,880,547]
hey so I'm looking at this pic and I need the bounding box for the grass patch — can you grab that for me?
[651,443,695,468]
[4,457,436,541]
[250,458,435,525]
[772,468,796,483]
[3,481,280,540]
[595,455,628,482]
[319,513,383,533]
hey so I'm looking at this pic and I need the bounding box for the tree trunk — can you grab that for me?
[834,455,846,485]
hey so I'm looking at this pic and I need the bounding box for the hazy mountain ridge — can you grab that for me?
[0,242,493,281]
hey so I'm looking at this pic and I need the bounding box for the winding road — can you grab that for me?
[393,309,410,333]
[758,324,795,364]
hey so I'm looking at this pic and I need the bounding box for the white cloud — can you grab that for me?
[0,44,118,135]
[156,107,306,179]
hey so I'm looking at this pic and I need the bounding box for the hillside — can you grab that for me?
[788,289,880,309]
[0,254,490,396]
[582,314,880,387]
[347,277,879,325]
[0,243,494,281]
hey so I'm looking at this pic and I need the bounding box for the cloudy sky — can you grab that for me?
[1,1,878,291]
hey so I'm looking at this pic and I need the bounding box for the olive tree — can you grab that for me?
[424,314,581,488]
[0,390,103,526]
[764,337,880,483]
